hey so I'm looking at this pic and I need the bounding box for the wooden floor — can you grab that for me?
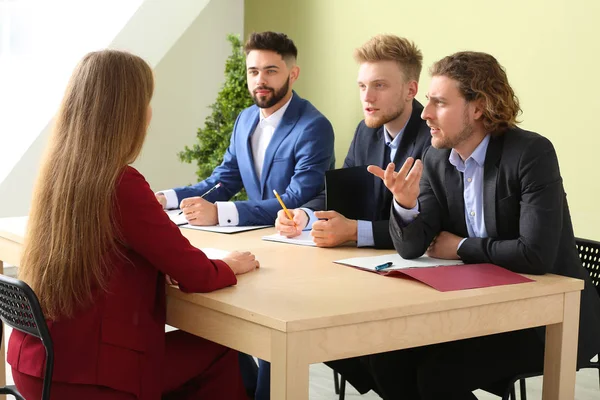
[308,361,599,399]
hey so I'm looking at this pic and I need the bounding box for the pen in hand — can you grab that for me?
[273,189,297,228]
[179,182,222,215]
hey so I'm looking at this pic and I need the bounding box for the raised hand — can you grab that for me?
[367,157,423,209]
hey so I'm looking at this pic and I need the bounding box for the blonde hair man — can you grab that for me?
[275,34,431,249]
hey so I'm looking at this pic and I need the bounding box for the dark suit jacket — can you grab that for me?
[303,99,431,249]
[390,127,600,367]
[173,92,335,225]
[9,167,238,399]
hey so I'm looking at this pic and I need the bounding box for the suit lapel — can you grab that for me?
[483,135,503,238]
[445,159,469,238]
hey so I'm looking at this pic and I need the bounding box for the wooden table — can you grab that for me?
[0,216,583,399]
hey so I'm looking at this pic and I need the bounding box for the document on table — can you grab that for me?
[196,248,230,259]
[334,253,463,271]
[165,210,270,234]
[165,209,188,226]
[334,253,533,292]
[262,231,316,247]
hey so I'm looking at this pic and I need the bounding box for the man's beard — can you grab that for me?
[364,103,405,128]
[252,77,290,109]
[432,108,474,149]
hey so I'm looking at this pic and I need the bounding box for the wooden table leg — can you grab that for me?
[542,291,580,400]
[270,330,309,400]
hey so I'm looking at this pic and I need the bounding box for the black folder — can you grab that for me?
[325,166,375,221]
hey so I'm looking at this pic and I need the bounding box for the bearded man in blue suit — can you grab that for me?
[157,31,335,227]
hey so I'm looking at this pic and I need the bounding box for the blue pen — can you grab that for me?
[375,262,393,271]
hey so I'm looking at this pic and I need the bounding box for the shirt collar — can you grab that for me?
[383,117,410,149]
[259,93,293,128]
[449,134,491,170]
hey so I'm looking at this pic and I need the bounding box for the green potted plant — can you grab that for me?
[178,34,253,200]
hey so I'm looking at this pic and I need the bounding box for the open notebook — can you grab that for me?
[165,210,271,234]
[335,253,533,292]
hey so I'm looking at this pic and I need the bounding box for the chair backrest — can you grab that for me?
[575,237,600,298]
[0,274,54,399]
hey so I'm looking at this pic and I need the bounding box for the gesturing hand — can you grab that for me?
[367,157,423,209]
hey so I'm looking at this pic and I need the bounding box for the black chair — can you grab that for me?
[333,370,346,399]
[498,237,600,400]
[0,274,54,400]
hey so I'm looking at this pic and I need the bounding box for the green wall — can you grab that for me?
[245,0,600,240]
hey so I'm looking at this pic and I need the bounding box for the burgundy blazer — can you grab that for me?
[8,166,237,399]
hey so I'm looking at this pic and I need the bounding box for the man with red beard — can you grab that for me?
[275,35,430,249]
[156,31,334,227]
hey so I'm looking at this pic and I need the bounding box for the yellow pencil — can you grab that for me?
[273,189,297,227]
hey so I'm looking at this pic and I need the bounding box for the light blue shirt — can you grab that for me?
[394,134,491,249]
[303,122,408,247]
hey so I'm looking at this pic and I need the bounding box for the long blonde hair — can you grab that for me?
[19,50,154,320]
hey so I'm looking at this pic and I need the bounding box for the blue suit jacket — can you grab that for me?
[174,92,335,225]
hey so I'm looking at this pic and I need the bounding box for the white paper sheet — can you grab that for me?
[261,231,316,247]
[334,253,463,271]
[182,225,271,234]
[197,248,230,259]
[165,210,270,233]
[165,209,188,226]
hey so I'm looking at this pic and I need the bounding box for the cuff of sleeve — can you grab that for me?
[157,189,179,209]
[392,200,420,225]
[300,208,318,231]
[216,202,239,226]
[457,237,467,251]
[357,220,375,247]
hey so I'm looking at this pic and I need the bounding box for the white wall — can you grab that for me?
[0,0,244,217]
[134,0,244,191]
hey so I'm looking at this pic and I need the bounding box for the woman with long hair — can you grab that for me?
[8,49,257,399]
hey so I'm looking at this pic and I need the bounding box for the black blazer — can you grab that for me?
[390,127,600,367]
[303,99,431,249]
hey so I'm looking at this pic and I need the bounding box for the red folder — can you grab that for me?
[378,263,533,292]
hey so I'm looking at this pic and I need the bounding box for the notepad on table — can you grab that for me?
[262,231,316,247]
[165,210,270,234]
[335,253,533,291]
[165,209,188,226]
[182,225,271,234]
